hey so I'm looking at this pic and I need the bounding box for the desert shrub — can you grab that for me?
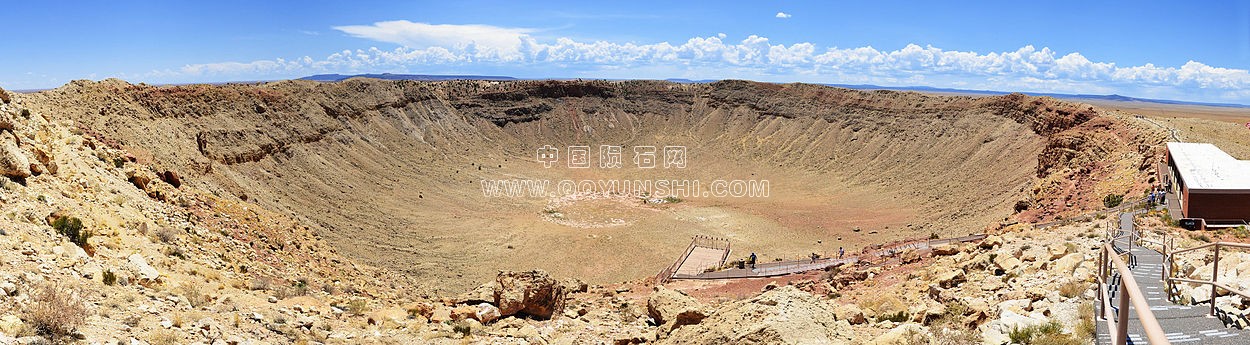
[163,246,186,259]
[102,270,117,286]
[249,277,272,291]
[929,232,940,240]
[452,320,471,336]
[1008,320,1063,344]
[154,227,180,243]
[1058,281,1086,298]
[1233,226,1250,239]
[662,196,682,203]
[24,284,88,340]
[1160,212,1176,227]
[1103,194,1124,208]
[20,108,31,118]
[112,157,125,169]
[1194,233,1212,243]
[148,329,181,345]
[176,283,210,308]
[878,310,911,323]
[1077,302,1096,337]
[347,299,369,316]
[930,301,980,345]
[51,216,90,249]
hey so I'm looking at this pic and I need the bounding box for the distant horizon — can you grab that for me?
[4,1,1250,105]
[10,72,1250,109]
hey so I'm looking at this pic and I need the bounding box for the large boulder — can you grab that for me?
[666,286,855,344]
[870,323,930,345]
[0,131,30,179]
[932,244,960,256]
[1048,244,1069,260]
[647,286,708,334]
[1053,253,1084,275]
[979,235,1003,249]
[1020,245,1049,262]
[993,254,1022,273]
[127,253,160,282]
[933,269,966,289]
[493,270,567,319]
[980,310,1046,345]
[834,303,867,325]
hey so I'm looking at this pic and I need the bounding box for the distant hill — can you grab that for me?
[664,78,719,84]
[299,73,517,82]
[300,74,1248,108]
[826,83,1250,108]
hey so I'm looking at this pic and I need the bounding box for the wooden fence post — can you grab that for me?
[1212,243,1220,316]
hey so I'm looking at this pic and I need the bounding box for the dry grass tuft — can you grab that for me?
[24,283,89,340]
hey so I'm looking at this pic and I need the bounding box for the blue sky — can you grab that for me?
[4,1,1250,103]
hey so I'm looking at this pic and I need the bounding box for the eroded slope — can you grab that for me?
[22,79,1157,290]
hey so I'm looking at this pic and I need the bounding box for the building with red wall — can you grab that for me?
[1165,142,1250,226]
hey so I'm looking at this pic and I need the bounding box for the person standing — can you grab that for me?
[838,247,844,260]
[749,252,757,269]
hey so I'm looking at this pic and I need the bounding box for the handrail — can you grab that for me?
[655,239,699,284]
[1100,242,1171,345]
[1165,241,1250,315]
[1168,241,1220,255]
[1168,278,1250,301]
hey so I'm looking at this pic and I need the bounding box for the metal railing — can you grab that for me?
[1164,242,1250,316]
[1098,241,1171,345]
[655,235,732,285]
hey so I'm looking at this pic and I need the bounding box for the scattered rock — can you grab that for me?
[1048,244,1069,260]
[1053,253,1084,275]
[932,244,960,256]
[494,270,567,319]
[0,131,30,179]
[646,286,707,334]
[993,254,1022,273]
[472,303,502,324]
[933,269,966,289]
[667,286,855,344]
[161,170,182,188]
[0,315,23,336]
[127,253,160,282]
[870,323,928,345]
[979,235,1003,249]
[834,303,867,324]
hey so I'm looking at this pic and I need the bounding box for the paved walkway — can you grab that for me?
[1097,212,1247,344]
[671,234,986,280]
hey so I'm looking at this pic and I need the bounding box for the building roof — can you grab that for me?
[1167,142,1250,192]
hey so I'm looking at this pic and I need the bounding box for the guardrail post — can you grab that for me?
[1212,243,1220,316]
[1099,245,1107,319]
[1117,275,1130,345]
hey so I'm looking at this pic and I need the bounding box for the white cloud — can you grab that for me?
[332,21,535,60]
[163,27,1250,104]
[776,12,792,19]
